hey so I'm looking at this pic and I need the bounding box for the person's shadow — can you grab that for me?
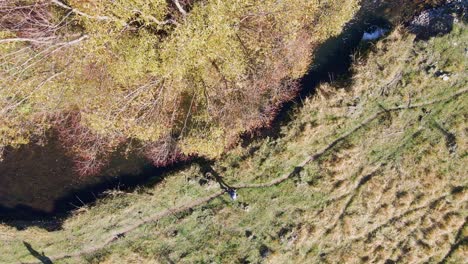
[198,159,237,199]
[23,242,53,264]
[199,162,232,191]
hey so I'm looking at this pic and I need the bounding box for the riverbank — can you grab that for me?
[0,0,442,219]
[1,2,466,263]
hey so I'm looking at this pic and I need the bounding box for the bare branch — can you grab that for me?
[172,0,187,16]
[50,0,114,21]
[51,0,178,27]
[0,36,57,44]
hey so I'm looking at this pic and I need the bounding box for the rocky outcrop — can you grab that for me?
[447,0,468,16]
[409,0,467,40]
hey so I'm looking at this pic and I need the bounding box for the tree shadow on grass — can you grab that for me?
[23,241,53,264]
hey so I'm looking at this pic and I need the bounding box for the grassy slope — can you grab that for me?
[1,22,467,264]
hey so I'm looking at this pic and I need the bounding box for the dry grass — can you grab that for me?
[0,19,466,264]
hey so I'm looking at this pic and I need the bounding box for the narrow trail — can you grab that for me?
[22,88,467,264]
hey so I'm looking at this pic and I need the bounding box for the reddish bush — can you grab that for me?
[0,1,55,40]
[50,112,122,177]
[143,135,194,167]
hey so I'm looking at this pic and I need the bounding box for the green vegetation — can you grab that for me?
[1,20,466,263]
[0,0,359,174]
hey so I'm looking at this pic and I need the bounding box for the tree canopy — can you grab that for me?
[0,0,359,175]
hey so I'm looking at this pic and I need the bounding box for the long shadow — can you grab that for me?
[1,1,416,228]
[197,158,235,194]
[239,0,453,145]
[239,12,391,146]
[0,133,199,230]
[0,156,198,230]
[23,241,53,264]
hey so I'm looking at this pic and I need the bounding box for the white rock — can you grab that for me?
[362,27,388,41]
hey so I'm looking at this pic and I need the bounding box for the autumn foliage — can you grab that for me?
[0,0,359,175]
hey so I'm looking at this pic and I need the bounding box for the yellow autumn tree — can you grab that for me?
[0,0,359,173]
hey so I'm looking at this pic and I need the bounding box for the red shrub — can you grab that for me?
[0,1,55,40]
[50,112,122,177]
[142,135,194,167]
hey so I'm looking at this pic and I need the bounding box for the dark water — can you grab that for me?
[0,137,200,229]
[0,136,150,219]
[1,0,429,226]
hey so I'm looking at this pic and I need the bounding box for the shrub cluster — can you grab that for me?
[0,0,359,175]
